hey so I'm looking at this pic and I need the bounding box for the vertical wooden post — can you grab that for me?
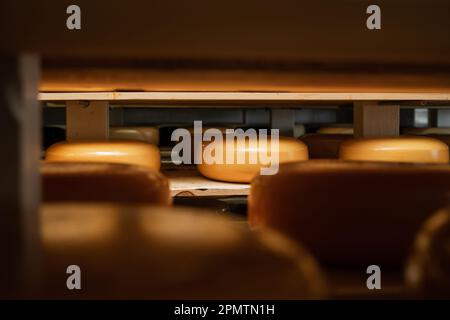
[66,100,109,141]
[428,109,439,127]
[0,54,41,297]
[354,102,400,138]
[271,109,295,137]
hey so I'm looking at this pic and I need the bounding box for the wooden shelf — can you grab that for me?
[163,166,250,197]
[39,91,450,105]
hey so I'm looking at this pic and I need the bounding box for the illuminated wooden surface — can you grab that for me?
[164,166,250,197]
[39,91,450,104]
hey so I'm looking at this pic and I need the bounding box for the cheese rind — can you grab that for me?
[45,140,161,170]
[42,162,171,205]
[405,207,450,298]
[249,160,450,266]
[339,137,449,164]
[300,134,351,159]
[39,203,326,299]
[197,137,308,183]
[317,125,354,135]
[110,126,159,145]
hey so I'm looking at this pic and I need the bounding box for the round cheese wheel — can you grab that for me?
[249,160,450,267]
[197,137,308,183]
[403,127,450,135]
[402,128,450,147]
[405,207,450,298]
[317,125,354,135]
[109,126,159,145]
[39,203,326,299]
[45,141,161,170]
[339,137,449,164]
[300,134,352,159]
[42,162,171,205]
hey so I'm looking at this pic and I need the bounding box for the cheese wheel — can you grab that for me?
[339,137,449,164]
[402,128,450,147]
[109,126,159,145]
[405,207,450,298]
[39,203,326,299]
[300,134,352,159]
[45,141,161,170]
[42,162,171,205]
[403,127,450,135]
[317,125,354,135]
[249,160,450,266]
[197,137,308,183]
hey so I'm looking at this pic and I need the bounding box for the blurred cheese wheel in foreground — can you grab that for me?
[45,141,161,170]
[405,207,450,298]
[197,137,308,183]
[339,137,449,164]
[317,125,354,135]
[300,134,352,159]
[110,126,159,145]
[249,160,450,267]
[40,204,326,299]
[42,162,171,205]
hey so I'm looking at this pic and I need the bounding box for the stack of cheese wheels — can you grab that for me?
[248,160,450,267]
[42,162,171,205]
[300,134,352,159]
[339,137,449,164]
[45,141,161,170]
[197,136,308,183]
[39,203,326,299]
[403,127,450,147]
[405,207,450,298]
[109,126,159,145]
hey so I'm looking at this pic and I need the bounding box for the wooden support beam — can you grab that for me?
[0,54,41,297]
[66,100,109,141]
[354,102,400,138]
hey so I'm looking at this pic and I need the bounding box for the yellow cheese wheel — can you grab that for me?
[403,127,450,135]
[45,141,161,170]
[39,203,326,299]
[402,128,450,147]
[249,160,450,266]
[109,126,159,145]
[317,125,354,135]
[339,137,449,164]
[41,162,171,205]
[300,134,352,159]
[197,137,308,183]
[405,207,450,298]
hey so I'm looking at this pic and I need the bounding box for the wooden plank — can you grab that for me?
[163,167,250,197]
[2,1,450,67]
[354,102,400,137]
[40,92,450,103]
[0,54,41,297]
[66,100,109,140]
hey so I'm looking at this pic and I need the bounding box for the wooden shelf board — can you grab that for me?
[164,166,250,197]
[39,91,450,104]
